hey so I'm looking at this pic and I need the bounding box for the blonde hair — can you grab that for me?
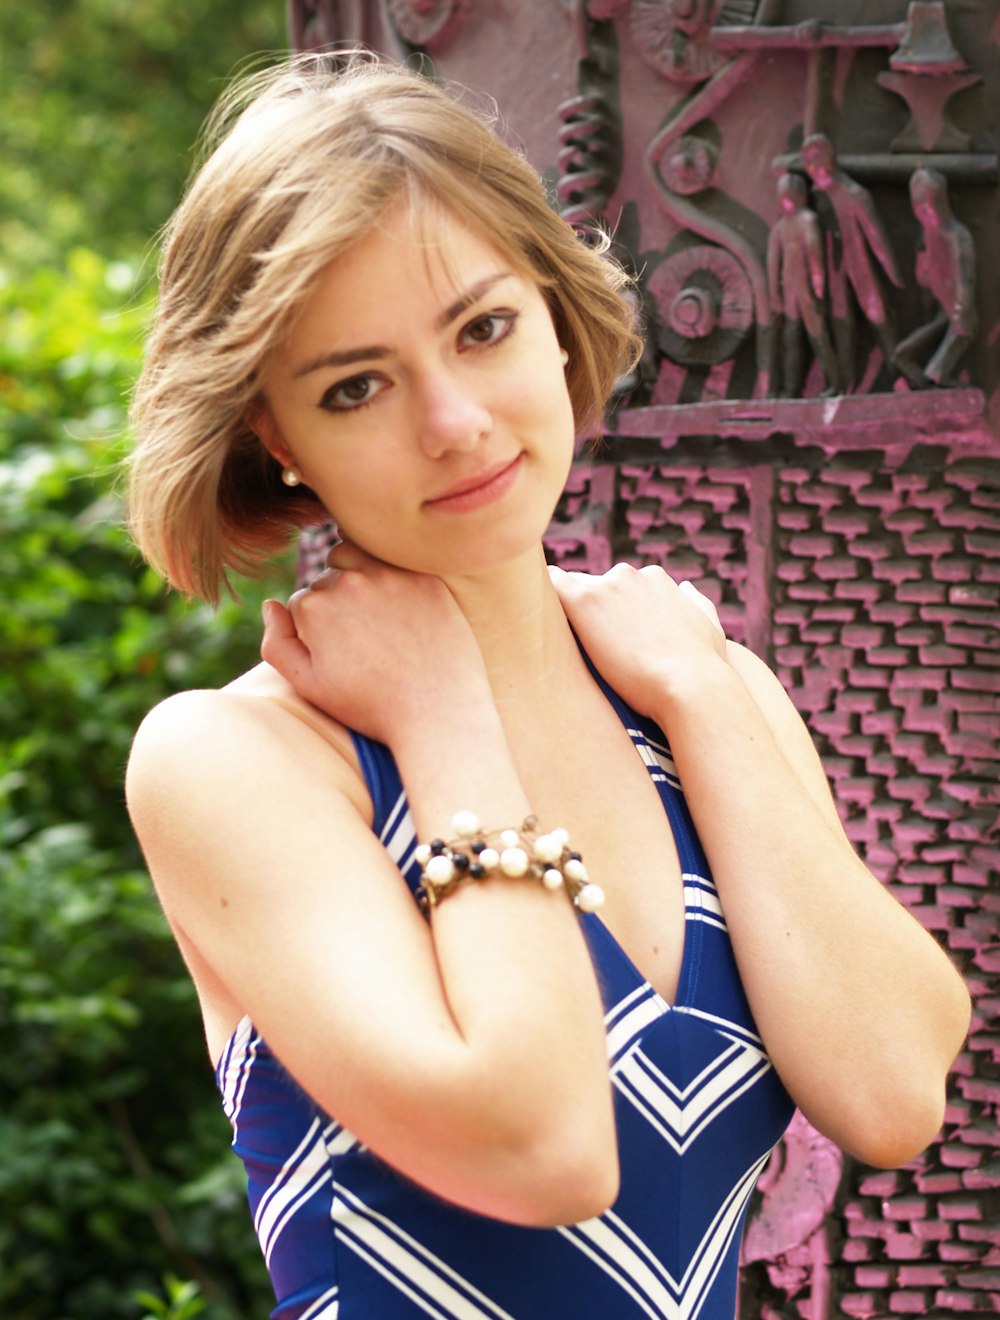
[128,51,641,602]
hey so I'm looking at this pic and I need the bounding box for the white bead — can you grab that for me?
[499,847,529,877]
[499,828,520,849]
[576,883,605,913]
[424,855,455,885]
[414,843,432,867]
[451,810,480,839]
[551,828,570,849]
[542,868,564,891]
[564,858,589,884]
[532,833,563,863]
[478,847,500,872]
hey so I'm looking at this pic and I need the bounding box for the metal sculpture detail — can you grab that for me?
[618,0,993,434]
[386,0,470,49]
[766,172,839,397]
[893,166,978,388]
[800,132,904,394]
[631,0,730,84]
[650,244,755,366]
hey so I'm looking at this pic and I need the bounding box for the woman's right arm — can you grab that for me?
[125,573,615,1227]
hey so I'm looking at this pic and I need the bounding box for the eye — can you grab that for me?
[320,373,387,413]
[460,311,517,350]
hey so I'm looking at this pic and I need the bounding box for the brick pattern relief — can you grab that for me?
[772,457,1000,1318]
[547,448,1000,1318]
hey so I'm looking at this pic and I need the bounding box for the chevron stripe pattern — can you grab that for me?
[215,674,794,1319]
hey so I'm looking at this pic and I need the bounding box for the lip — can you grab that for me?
[423,454,523,512]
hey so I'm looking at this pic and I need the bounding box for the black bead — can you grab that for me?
[569,851,582,862]
[430,839,445,854]
[470,840,487,855]
[453,853,470,872]
[469,863,485,878]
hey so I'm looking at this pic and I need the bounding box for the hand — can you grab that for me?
[261,542,493,746]
[549,563,728,717]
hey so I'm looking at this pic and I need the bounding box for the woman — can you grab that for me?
[126,52,969,1320]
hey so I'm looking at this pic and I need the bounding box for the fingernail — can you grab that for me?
[262,599,275,625]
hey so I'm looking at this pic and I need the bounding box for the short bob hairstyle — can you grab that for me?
[128,51,641,603]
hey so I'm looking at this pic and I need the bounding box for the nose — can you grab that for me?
[414,368,492,459]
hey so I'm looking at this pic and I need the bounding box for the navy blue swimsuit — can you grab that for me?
[216,670,794,1319]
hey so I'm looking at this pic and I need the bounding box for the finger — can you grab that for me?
[547,563,585,594]
[678,580,724,630]
[260,598,314,679]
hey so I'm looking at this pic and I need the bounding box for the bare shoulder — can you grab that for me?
[126,672,371,846]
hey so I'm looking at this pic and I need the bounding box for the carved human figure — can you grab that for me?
[801,133,904,391]
[893,167,977,388]
[766,172,840,397]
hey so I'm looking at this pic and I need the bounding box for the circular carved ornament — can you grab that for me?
[630,0,727,84]
[647,244,753,365]
[658,134,718,195]
[387,0,470,48]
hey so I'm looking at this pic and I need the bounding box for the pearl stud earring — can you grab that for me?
[560,347,569,366]
[281,466,302,487]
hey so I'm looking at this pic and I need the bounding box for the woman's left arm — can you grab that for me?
[553,564,971,1168]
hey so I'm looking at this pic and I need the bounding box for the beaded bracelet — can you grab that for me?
[415,812,605,914]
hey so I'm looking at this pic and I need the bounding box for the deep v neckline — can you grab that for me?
[573,644,707,1012]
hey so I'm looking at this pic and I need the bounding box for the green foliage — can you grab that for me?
[0,0,287,273]
[0,252,288,1313]
[1,6,298,1310]
[134,1275,208,1320]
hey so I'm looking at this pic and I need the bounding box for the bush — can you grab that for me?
[0,251,287,1315]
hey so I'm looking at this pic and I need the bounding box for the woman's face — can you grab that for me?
[255,202,576,578]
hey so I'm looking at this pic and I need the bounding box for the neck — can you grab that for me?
[440,544,578,709]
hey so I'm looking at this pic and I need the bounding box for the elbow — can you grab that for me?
[501,1130,620,1228]
[838,1082,948,1171]
[520,1120,621,1226]
[461,1091,620,1227]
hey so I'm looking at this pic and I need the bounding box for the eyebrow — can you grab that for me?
[291,271,514,378]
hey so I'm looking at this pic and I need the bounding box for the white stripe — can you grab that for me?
[323,1120,361,1157]
[682,877,722,919]
[382,787,409,842]
[299,1284,339,1320]
[646,747,681,785]
[561,1150,770,1320]
[382,786,414,850]
[634,740,681,786]
[602,1206,681,1289]
[255,1117,329,1259]
[605,989,669,1060]
[605,982,653,1029]
[337,1235,454,1320]
[560,1217,680,1320]
[686,910,728,933]
[262,1164,334,1269]
[672,1005,765,1051]
[332,1184,517,1320]
[643,731,678,770]
[382,792,417,868]
[613,1042,770,1153]
[681,1151,770,1316]
[221,1017,258,1122]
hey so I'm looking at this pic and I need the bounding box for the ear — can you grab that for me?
[246,402,295,468]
